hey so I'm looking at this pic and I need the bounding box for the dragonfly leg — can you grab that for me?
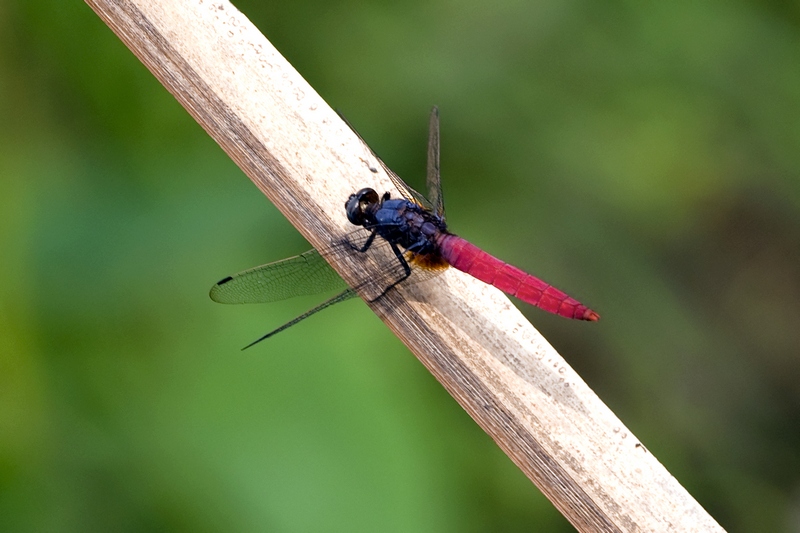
[368,242,412,303]
[350,222,408,253]
[348,229,378,254]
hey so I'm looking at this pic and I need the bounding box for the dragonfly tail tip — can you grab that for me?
[583,309,600,321]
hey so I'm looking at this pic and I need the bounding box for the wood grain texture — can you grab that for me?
[84,1,726,531]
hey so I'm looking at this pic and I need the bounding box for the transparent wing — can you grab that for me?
[383,153,433,211]
[209,249,348,304]
[211,228,450,307]
[336,110,434,211]
[426,106,445,219]
[242,289,357,349]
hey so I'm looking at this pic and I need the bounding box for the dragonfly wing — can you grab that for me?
[336,110,434,211]
[210,249,348,304]
[242,288,357,349]
[426,106,445,219]
[382,155,433,211]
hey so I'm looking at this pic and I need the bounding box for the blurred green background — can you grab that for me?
[2,0,799,531]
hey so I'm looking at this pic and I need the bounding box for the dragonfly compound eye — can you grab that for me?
[346,188,379,226]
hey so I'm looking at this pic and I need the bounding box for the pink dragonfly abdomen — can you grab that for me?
[437,235,599,321]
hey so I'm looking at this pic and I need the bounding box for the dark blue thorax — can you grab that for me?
[370,199,447,255]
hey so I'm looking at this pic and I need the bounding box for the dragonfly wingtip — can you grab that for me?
[241,336,267,350]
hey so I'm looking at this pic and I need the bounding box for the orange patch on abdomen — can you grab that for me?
[407,251,450,271]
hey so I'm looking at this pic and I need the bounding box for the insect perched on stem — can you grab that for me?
[211,107,598,348]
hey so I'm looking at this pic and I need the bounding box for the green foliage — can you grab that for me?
[2,0,799,531]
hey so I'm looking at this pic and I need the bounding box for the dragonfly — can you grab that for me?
[211,107,598,349]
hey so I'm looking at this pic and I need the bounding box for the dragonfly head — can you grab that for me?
[346,188,380,226]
